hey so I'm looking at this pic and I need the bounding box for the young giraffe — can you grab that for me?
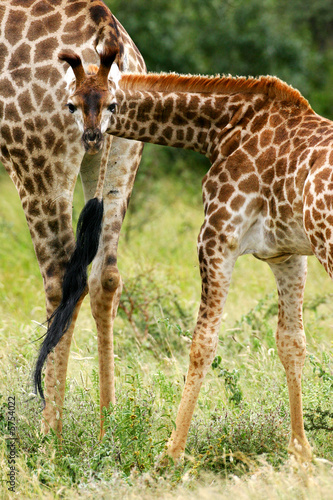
[0,1,146,437]
[54,46,333,463]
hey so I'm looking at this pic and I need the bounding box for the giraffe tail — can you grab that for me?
[33,197,104,401]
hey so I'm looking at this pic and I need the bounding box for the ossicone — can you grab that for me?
[59,49,85,89]
[95,45,119,86]
[59,46,119,90]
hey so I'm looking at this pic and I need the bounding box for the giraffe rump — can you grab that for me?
[34,197,104,401]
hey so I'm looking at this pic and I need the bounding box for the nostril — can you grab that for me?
[84,129,102,143]
[87,130,96,141]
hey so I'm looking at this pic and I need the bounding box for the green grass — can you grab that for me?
[1,150,333,499]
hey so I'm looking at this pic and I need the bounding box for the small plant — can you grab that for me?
[118,270,193,353]
[303,354,333,434]
[309,354,333,388]
[157,316,192,340]
[186,401,288,473]
[227,294,277,352]
[91,371,175,476]
[212,356,243,405]
[304,293,333,315]
[304,407,333,432]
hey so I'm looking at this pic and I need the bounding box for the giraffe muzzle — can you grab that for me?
[82,128,103,154]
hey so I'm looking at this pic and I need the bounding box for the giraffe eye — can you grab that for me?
[66,103,76,114]
[108,102,118,113]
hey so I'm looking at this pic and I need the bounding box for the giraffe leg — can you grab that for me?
[268,255,312,462]
[4,138,85,436]
[42,294,86,435]
[89,252,122,438]
[35,222,86,436]
[24,218,85,436]
[80,137,143,438]
[166,224,238,459]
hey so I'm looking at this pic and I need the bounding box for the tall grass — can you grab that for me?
[1,150,333,499]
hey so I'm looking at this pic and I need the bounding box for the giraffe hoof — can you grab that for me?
[288,438,312,463]
[154,451,180,471]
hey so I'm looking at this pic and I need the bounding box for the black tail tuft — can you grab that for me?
[33,197,104,400]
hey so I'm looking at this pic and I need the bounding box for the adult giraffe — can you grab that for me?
[51,47,332,462]
[0,1,145,437]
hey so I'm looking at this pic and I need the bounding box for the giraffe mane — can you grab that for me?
[119,72,311,109]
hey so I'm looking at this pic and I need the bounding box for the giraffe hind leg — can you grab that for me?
[89,255,122,439]
[80,137,144,438]
[42,297,84,436]
[268,255,312,462]
[34,198,104,401]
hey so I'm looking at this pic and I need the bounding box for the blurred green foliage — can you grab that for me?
[104,0,333,214]
[108,0,333,118]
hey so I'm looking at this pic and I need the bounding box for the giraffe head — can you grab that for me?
[59,47,121,154]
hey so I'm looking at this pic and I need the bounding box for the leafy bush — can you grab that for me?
[187,401,289,475]
[118,270,193,354]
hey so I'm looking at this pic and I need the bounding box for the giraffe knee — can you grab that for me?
[276,329,306,369]
[45,279,63,308]
[101,266,121,293]
[189,347,217,377]
[190,333,218,373]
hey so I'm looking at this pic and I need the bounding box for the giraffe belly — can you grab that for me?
[239,215,313,260]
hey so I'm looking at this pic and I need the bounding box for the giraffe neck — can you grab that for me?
[106,71,311,162]
[111,87,260,161]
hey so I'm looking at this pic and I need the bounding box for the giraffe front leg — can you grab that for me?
[269,255,312,462]
[166,226,237,459]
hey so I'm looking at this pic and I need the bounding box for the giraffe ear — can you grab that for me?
[64,66,76,91]
[109,62,121,88]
